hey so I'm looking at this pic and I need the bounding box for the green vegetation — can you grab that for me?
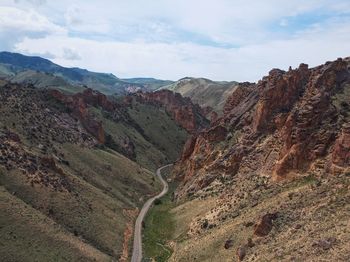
[143,178,178,262]
[127,101,188,161]
[90,100,188,171]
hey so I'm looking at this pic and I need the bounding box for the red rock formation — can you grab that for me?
[76,88,116,112]
[50,89,105,144]
[175,57,350,198]
[131,90,209,133]
[252,64,309,132]
[223,82,255,116]
[202,125,227,142]
[332,123,350,170]
[181,135,197,160]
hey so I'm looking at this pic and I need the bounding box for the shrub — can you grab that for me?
[154,198,162,205]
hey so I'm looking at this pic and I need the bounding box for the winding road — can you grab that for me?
[131,164,173,262]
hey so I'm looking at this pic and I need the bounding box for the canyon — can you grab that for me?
[0,54,349,262]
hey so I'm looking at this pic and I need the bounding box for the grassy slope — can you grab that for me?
[160,78,238,113]
[0,181,110,262]
[127,102,188,162]
[90,100,188,171]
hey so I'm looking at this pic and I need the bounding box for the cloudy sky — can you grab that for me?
[0,0,350,81]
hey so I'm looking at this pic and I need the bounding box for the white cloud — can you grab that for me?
[64,5,82,26]
[1,0,350,81]
[0,6,65,50]
[62,48,81,61]
[15,17,350,82]
[14,0,46,5]
[0,6,64,33]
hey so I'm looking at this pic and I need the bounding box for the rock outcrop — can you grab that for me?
[254,213,278,237]
[175,57,350,198]
[331,123,350,172]
[50,89,107,144]
[131,90,209,133]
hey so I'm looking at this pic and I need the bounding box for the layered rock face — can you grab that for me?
[131,90,209,133]
[175,57,350,198]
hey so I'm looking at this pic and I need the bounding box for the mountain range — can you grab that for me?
[0,52,173,95]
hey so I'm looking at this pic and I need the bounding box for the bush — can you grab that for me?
[154,198,162,205]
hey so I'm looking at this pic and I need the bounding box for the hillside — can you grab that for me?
[122,78,174,91]
[0,80,206,261]
[150,58,350,261]
[160,77,239,114]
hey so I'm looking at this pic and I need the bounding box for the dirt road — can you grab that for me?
[131,164,172,262]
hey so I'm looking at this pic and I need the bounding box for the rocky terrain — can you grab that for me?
[164,57,350,261]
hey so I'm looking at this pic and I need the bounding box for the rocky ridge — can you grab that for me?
[175,57,350,198]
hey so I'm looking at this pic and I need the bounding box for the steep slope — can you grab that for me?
[0,80,203,261]
[159,58,350,261]
[160,77,239,114]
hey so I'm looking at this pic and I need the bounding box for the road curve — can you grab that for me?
[131,164,173,262]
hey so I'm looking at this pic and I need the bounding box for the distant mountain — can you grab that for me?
[159,77,239,114]
[0,52,146,95]
[122,77,174,91]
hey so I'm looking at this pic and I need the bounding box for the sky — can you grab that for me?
[0,0,350,82]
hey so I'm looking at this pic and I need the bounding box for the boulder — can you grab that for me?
[254,212,278,237]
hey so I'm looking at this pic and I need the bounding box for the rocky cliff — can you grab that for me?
[175,57,350,197]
